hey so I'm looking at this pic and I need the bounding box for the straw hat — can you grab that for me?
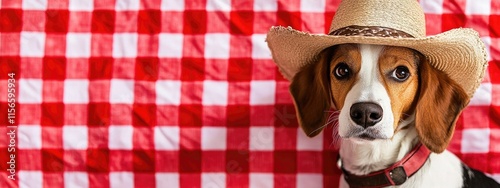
[266,0,487,97]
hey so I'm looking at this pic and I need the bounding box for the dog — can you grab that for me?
[289,43,500,187]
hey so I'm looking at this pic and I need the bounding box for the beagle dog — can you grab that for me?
[290,44,500,187]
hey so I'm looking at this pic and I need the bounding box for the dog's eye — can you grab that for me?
[391,66,410,81]
[334,63,351,80]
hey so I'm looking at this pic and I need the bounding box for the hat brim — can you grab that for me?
[266,26,487,97]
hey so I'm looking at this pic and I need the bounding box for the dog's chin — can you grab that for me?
[340,125,392,144]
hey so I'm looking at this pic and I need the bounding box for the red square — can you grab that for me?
[202,106,227,126]
[44,34,66,56]
[109,150,133,171]
[88,127,109,148]
[134,173,156,187]
[41,103,64,126]
[92,10,115,33]
[228,58,252,81]
[133,150,156,172]
[226,105,250,127]
[225,150,249,173]
[180,174,201,188]
[89,57,114,79]
[490,15,500,37]
[441,14,466,32]
[252,60,277,80]
[442,0,466,14]
[227,82,250,105]
[277,11,302,30]
[274,175,296,188]
[230,11,253,35]
[274,127,297,150]
[184,0,206,9]
[0,9,22,32]
[179,104,202,126]
[42,149,64,172]
[323,151,340,174]
[490,128,500,152]
[45,10,69,33]
[1,1,22,8]
[488,61,500,83]
[112,58,136,79]
[115,11,138,32]
[179,150,201,172]
[0,57,19,79]
[110,104,133,125]
[274,104,298,128]
[461,153,489,172]
[181,58,205,81]
[157,105,179,125]
[229,36,252,58]
[227,174,249,188]
[140,0,161,9]
[180,128,201,149]
[18,104,41,124]
[158,58,181,79]
[464,15,489,37]
[47,0,68,9]
[253,12,277,34]
[493,0,500,14]
[183,10,207,34]
[277,0,300,11]
[44,173,64,188]
[250,106,274,126]
[133,127,154,149]
[161,12,183,33]
[89,173,110,188]
[182,35,205,57]
[0,33,21,56]
[425,14,443,35]
[88,103,110,126]
[133,104,156,126]
[205,59,228,80]
[297,151,323,172]
[22,10,45,31]
[156,151,179,172]
[249,151,273,172]
[91,34,114,57]
[68,11,92,32]
[301,13,326,34]
[134,81,156,104]
[82,153,112,178]
[42,81,64,102]
[274,151,297,173]
[18,149,41,170]
[275,82,294,104]
[66,58,89,79]
[138,10,161,34]
[64,104,88,125]
[202,151,226,171]
[89,80,110,102]
[135,57,159,81]
[206,11,230,33]
[19,58,42,78]
[231,0,253,10]
[42,126,63,148]
[137,34,159,57]
[461,106,490,128]
[43,57,66,80]
[94,0,116,9]
[226,128,249,150]
[64,150,86,171]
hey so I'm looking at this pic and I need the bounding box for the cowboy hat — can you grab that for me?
[266,0,487,97]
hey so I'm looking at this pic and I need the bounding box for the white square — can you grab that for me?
[482,37,492,61]
[161,0,184,11]
[20,32,45,57]
[64,172,89,188]
[205,34,230,59]
[22,0,47,10]
[63,126,88,149]
[249,173,273,188]
[252,34,271,59]
[158,33,183,58]
[154,126,180,150]
[206,0,231,11]
[110,172,134,188]
[69,0,94,11]
[470,83,491,105]
[156,80,181,105]
[64,79,89,104]
[465,0,490,15]
[297,129,323,151]
[156,173,179,187]
[115,0,139,11]
[18,125,42,149]
[419,0,443,14]
[254,0,277,11]
[202,173,226,188]
[297,173,322,187]
[110,79,134,104]
[201,127,227,150]
[202,81,228,105]
[461,128,490,153]
[109,125,134,150]
[249,127,274,150]
[300,0,325,12]
[66,33,91,58]
[19,79,43,103]
[19,171,43,188]
[113,33,138,58]
[250,81,276,105]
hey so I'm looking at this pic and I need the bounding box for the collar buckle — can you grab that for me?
[389,166,407,185]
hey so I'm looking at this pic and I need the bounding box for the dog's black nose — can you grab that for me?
[350,102,383,128]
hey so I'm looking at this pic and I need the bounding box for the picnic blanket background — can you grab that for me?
[0,0,500,187]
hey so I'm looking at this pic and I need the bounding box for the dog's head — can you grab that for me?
[290,44,470,153]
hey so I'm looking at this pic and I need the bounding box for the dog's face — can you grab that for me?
[290,43,470,153]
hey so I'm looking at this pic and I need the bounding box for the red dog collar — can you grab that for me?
[340,143,431,188]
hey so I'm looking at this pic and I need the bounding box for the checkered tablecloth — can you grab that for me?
[0,0,499,187]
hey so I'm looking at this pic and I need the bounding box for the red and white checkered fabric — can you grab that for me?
[0,0,499,187]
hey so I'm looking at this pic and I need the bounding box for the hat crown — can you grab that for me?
[329,0,425,38]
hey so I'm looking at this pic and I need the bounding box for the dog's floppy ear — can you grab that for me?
[289,49,333,137]
[415,58,470,153]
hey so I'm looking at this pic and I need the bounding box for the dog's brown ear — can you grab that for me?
[415,59,470,153]
[289,50,332,137]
